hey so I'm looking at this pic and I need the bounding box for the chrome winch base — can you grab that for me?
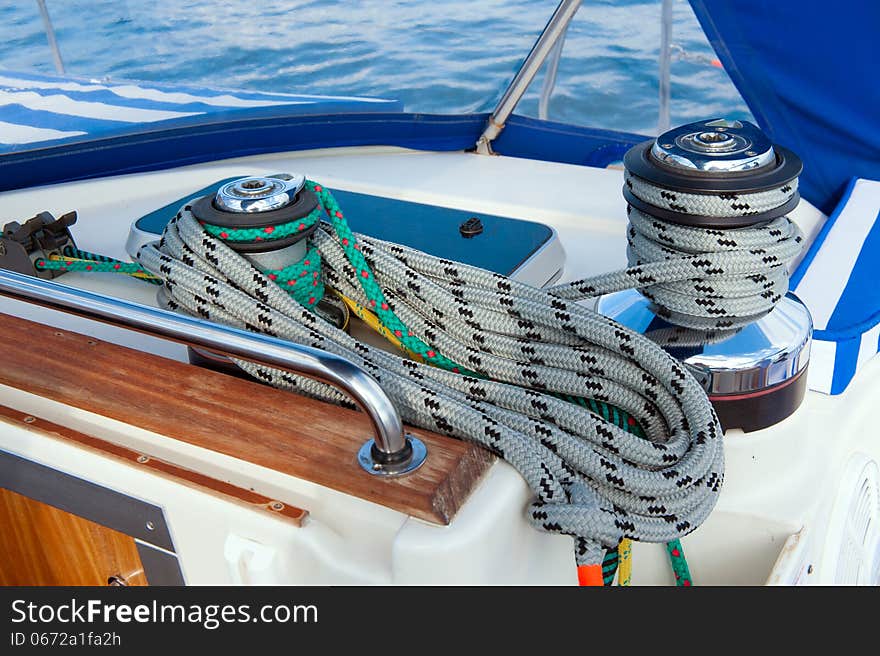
[597,291,811,432]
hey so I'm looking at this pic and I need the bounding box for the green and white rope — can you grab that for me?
[35,246,162,284]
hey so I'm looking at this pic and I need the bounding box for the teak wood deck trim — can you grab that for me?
[0,404,309,526]
[0,312,495,524]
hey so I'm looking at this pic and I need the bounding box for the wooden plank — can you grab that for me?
[0,404,308,526]
[0,487,148,586]
[0,312,494,524]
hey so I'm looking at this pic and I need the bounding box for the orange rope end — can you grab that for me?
[577,564,604,587]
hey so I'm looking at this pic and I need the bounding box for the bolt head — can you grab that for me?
[696,131,732,145]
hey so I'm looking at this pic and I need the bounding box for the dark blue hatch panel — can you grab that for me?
[134,180,555,277]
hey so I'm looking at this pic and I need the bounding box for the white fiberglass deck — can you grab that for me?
[0,145,874,585]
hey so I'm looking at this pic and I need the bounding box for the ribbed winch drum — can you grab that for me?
[596,119,812,432]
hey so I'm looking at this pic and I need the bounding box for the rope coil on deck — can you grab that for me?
[135,176,799,581]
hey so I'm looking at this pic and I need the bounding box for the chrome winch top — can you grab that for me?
[214,173,306,213]
[650,118,775,173]
[623,117,803,227]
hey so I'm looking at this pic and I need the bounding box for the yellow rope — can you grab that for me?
[46,253,159,281]
[334,291,424,362]
[618,538,632,586]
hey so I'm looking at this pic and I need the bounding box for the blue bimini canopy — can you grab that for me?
[689,0,880,214]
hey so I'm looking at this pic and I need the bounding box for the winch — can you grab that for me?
[191,173,346,327]
[595,118,812,432]
[182,173,349,372]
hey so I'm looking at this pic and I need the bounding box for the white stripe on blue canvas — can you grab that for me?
[0,119,85,145]
[0,74,389,107]
[795,179,880,330]
[806,340,836,395]
[794,177,880,395]
[0,75,299,109]
[0,70,402,151]
[858,324,880,370]
[0,89,198,124]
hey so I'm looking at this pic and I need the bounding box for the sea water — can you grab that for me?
[0,0,750,135]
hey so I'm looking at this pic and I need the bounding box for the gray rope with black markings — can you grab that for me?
[552,173,804,330]
[136,174,800,575]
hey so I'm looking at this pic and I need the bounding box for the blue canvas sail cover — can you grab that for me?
[689,0,880,214]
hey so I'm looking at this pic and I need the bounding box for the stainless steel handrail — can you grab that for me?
[538,32,567,121]
[658,0,673,134]
[479,0,680,147]
[0,268,426,476]
[475,0,583,154]
[35,0,66,75]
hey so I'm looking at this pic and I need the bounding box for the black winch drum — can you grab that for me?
[596,119,812,432]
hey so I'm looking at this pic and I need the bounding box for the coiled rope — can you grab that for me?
[551,173,804,330]
[135,176,800,584]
